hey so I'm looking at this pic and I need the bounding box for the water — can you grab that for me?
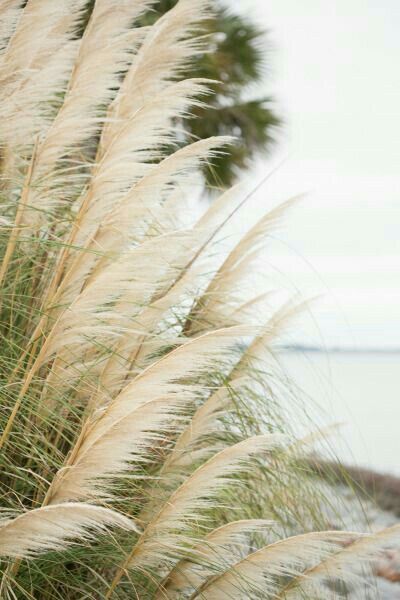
[282,351,400,476]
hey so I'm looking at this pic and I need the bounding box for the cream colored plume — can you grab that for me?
[0,503,136,559]
[41,232,192,366]
[187,197,300,335]
[102,0,212,147]
[96,182,253,393]
[232,299,308,379]
[98,266,202,396]
[68,0,216,248]
[71,79,216,257]
[35,0,153,170]
[100,325,254,418]
[136,378,255,526]
[0,1,22,54]
[86,136,232,256]
[47,327,257,503]
[25,2,153,228]
[160,519,274,599]
[83,139,231,318]
[283,524,400,599]
[37,232,194,407]
[47,396,192,504]
[161,377,252,473]
[99,182,269,388]
[0,0,80,86]
[0,0,87,150]
[193,530,359,599]
[125,435,286,573]
[0,0,21,14]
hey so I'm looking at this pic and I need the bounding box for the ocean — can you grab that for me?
[282,351,400,476]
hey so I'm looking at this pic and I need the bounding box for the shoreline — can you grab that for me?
[312,459,400,517]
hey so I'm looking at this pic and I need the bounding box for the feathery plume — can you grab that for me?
[117,435,285,576]
[47,327,257,503]
[282,524,400,598]
[0,503,136,559]
[190,531,360,599]
[159,519,275,599]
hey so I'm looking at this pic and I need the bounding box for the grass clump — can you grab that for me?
[0,1,398,598]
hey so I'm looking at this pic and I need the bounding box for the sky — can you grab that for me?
[228,0,400,350]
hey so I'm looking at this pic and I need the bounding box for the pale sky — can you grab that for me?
[229,0,400,349]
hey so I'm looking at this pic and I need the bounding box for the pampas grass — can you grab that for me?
[0,1,398,598]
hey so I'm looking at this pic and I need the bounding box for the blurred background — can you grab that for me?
[148,1,400,476]
[228,0,400,476]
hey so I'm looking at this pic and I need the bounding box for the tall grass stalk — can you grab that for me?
[0,1,398,598]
